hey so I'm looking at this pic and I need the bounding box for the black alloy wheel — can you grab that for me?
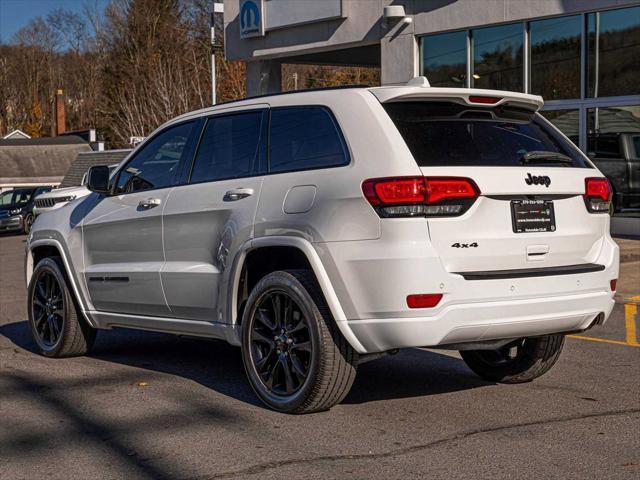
[241,270,358,414]
[31,269,65,349]
[460,334,565,384]
[249,290,312,396]
[28,257,96,357]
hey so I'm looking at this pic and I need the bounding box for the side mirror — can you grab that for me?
[87,165,110,194]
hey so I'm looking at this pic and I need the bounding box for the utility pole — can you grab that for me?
[211,2,224,105]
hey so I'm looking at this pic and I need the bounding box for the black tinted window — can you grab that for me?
[115,122,193,194]
[587,135,622,159]
[191,111,264,183]
[0,189,33,206]
[384,102,590,168]
[269,107,348,173]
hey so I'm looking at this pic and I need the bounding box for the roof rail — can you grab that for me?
[213,84,370,107]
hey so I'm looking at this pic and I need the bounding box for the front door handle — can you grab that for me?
[138,197,161,209]
[224,188,254,201]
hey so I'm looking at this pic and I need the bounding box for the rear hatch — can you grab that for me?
[371,88,611,275]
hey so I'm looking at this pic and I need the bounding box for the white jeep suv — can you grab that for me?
[25,81,619,413]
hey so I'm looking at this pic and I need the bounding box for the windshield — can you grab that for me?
[0,189,33,206]
[383,102,592,168]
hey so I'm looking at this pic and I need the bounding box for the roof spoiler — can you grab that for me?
[370,77,544,112]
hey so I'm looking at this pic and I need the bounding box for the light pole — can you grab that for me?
[211,2,224,105]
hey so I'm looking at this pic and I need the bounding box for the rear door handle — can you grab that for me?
[138,197,161,209]
[224,188,254,201]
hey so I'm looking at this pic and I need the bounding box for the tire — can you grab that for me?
[459,335,565,384]
[23,213,34,234]
[27,257,96,358]
[241,269,358,414]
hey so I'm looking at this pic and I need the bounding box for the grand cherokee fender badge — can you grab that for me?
[525,173,551,187]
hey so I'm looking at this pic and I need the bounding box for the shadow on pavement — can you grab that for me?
[1,320,491,409]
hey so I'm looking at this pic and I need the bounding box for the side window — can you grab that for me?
[14,190,32,204]
[190,111,264,183]
[115,122,194,194]
[587,135,622,160]
[0,192,12,205]
[269,107,349,173]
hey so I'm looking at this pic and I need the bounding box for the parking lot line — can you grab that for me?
[625,302,639,347]
[568,296,640,347]
[567,334,639,347]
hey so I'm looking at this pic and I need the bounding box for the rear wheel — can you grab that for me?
[28,257,96,357]
[241,269,358,414]
[459,335,564,383]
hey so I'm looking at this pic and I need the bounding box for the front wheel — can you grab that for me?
[23,213,34,234]
[460,335,565,384]
[241,270,358,414]
[28,257,96,357]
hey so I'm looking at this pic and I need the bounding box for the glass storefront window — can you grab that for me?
[587,6,640,98]
[586,106,640,214]
[420,31,467,87]
[539,109,579,146]
[530,16,581,100]
[472,23,523,91]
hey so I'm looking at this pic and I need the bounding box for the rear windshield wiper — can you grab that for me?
[520,151,573,164]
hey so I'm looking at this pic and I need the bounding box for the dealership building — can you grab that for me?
[224,0,639,228]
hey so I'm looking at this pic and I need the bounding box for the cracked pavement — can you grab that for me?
[1,233,639,479]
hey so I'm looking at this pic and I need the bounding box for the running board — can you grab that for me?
[87,310,241,346]
[455,263,605,280]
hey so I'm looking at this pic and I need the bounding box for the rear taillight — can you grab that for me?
[362,176,479,218]
[610,279,617,292]
[584,177,612,214]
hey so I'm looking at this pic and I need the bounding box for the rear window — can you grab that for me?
[383,102,591,168]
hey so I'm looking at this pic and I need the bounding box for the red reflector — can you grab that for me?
[407,294,443,309]
[585,177,612,201]
[426,178,478,204]
[610,279,617,291]
[468,96,501,104]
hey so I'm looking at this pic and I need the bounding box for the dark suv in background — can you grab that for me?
[586,132,640,213]
[0,187,51,234]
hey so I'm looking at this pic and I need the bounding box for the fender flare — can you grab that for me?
[229,236,367,354]
[26,238,98,328]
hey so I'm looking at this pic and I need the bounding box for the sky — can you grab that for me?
[0,0,109,43]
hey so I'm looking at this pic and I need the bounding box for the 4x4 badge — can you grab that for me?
[525,173,551,187]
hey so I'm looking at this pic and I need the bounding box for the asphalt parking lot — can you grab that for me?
[1,233,638,480]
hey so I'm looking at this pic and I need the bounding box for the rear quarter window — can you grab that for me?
[383,102,591,168]
[268,106,349,173]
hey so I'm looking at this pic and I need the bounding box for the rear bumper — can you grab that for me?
[315,223,619,354]
[346,291,614,352]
